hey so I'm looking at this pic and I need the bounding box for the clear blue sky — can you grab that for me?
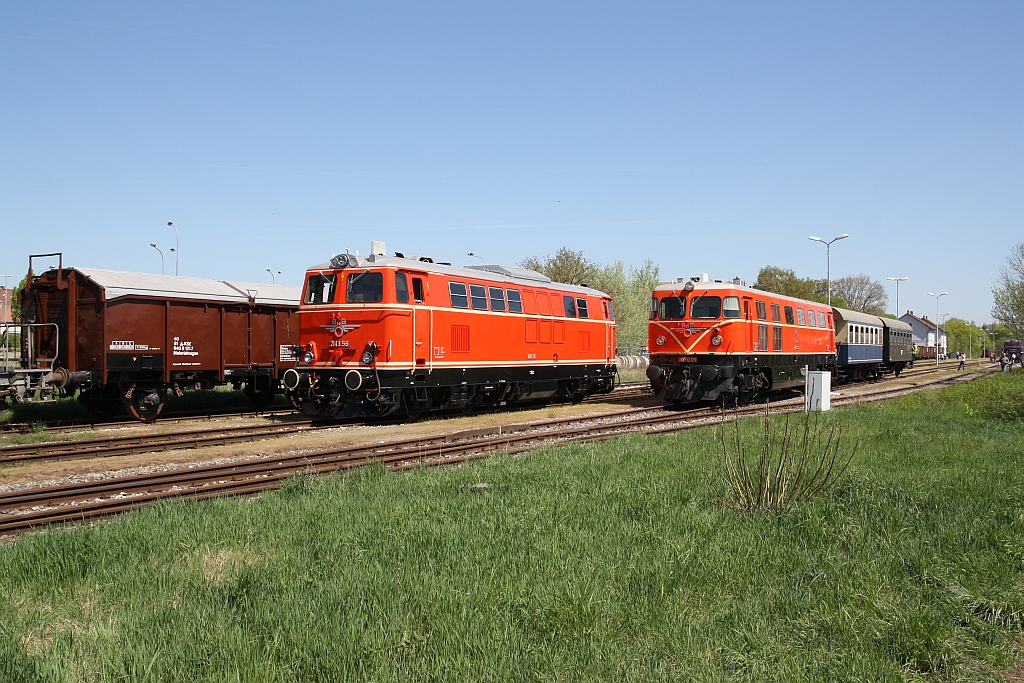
[2,2,1020,323]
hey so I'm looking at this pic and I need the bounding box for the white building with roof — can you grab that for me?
[899,311,947,356]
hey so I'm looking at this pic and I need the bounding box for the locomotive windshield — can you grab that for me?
[305,273,336,304]
[690,296,722,319]
[659,296,685,320]
[346,271,384,303]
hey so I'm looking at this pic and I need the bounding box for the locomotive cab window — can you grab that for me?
[796,309,806,326]
[723,296,741,319]
[807,310,817,327]
[562,295,577,318]
[660,296,685,320]
[607,300,614,320]
[305,273,337,305]
[784,306,794,325]
[395,272,409,303]
[691,296,722,319]
[650,297,659,319]
[576,298,589,319]
[817,311,827,328]
[469,284,488,311]
[347,271,384,303]
[488,287,506,312]
[506,289,523,313]
[412,278,424,303]
[449,282,469,308]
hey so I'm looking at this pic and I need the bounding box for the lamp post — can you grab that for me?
[266,268,281,283]
[167,222,179,276]
[467,252,485,264]
[150,243,175,275]
[808,233,849,306]
[926,292,948,366]
[887,276,909,317]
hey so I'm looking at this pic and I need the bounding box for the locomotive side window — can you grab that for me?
[796,308,806,326]
[724,296,741,319]
[691,296,722,319]
[538,292,552,316]
[562,295,577,318]
[488,287,506,312]
[550,294,564,317]
[469,284,488,310]
[507,289,523,313]
[771,303,781,322]
[784,306,794,325]
[395,273,409,303]
[807,309,817,327]
[607,300,614,320]
[756,301,767,321]
[412,278,424,303]
[576,298,589,319]
[817,311,826,328]
[449,282,469,308]
[773,326,783,351]
[305,273,336,304]
[758,325,768,351]
[659,297,685,320]
[650,297,659,319]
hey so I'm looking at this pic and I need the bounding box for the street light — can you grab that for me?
[887,276,909,317]
[266,268,281,283]
[150,243,175,275]
[167,222,179,276]
[926,292,948,366]
[467,252,485,264]
[808,233,848,306]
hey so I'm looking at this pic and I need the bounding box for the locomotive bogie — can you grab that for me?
[287,251,617,419]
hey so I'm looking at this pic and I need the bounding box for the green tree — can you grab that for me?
[945,318,989,358]
[992,241,1024,339]
[519,249,660,352]
[831,274,888,314]
[8,274,28,321]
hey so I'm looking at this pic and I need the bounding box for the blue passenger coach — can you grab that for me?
[834,307,884,379]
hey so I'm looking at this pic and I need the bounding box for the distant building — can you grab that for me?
[0,287,10,324]
[900,311,947,356]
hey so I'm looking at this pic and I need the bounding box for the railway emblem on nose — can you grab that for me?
[321,318,360,338]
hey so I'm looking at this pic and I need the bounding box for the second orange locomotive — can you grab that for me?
[284,242,617,418]
[646,275,835,403]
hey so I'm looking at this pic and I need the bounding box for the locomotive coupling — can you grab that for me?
[49,367,93,389]
[283,369,311,391]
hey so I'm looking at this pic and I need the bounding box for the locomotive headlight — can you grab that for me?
[361,342,379,365]
[710,335,723,347]
[302,350,315,363]
[655,336,666,346]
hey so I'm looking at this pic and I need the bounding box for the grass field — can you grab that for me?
[2,373,1024,681]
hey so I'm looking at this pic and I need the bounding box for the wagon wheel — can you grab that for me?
[79,385,123,419]
[125,388,166,422]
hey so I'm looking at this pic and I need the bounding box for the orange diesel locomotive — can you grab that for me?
[284,243,617,418]
[646,276,835,403]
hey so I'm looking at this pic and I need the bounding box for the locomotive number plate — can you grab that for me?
[677,356,698,363]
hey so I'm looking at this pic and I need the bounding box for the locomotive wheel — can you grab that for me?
[126,388,166,422]
[79,385,123,419]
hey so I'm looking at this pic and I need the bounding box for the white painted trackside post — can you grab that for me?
[805,371,831,412]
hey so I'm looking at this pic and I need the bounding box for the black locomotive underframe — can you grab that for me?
[288,363,618,419]
[647,353,834,403]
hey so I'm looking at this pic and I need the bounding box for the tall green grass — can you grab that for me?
[1,374,1023,681]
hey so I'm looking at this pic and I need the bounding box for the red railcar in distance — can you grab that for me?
[10,255,300,420]
[646,276,836,403]
[284,244,617,418]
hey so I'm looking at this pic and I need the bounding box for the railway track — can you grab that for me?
[0,383,654,465]
[0,370,980,535]
[0,367,969,467]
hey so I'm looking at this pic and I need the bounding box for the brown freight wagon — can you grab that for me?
[15,253,300,420]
